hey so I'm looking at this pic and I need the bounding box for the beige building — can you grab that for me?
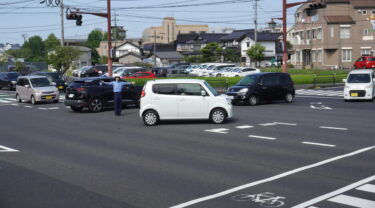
[289,0,375,69]
[142,17,209,44]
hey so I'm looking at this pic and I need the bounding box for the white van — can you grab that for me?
[343,70,375,101]
[140,79,233,126]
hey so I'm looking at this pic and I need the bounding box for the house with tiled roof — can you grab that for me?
[176,33,227,55]
[289,0,375,69]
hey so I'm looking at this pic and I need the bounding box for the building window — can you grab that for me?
[363,28,369,36]
[340,27,350,39]
[317,50,322,62]
[361,49,372,56]
[316,28,322,39]
[330,27,334,38]
[342,49,352,62]
[246,42,250,47]
[372,10,375,15]
[312,29,317,39]
[312,50,316,62]
[362,10,367,15]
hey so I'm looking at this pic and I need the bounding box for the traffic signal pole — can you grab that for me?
[107,0,113,77]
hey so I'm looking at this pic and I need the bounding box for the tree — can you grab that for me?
[47,46,81,75]
[5,48,33,60]
[85,30,103,48]
[91,49,100,65]
[14,61,25,73]
[201,42,222,62]
[99,56,108,64]
[23,36,45,61]
[246,44,265,67]
[44,33,60,51]
[223,48,240,62]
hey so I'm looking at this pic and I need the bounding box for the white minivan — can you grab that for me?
[343,70,375,101]
[16,76,59,104]
[140,79,233,126]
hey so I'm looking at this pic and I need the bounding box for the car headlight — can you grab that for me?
[239,88,248,94]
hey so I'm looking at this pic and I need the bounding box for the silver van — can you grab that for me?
[16,76,59,104]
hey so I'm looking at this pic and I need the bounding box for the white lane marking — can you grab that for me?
[249,135,277,140]
[291,175,375,208]
[236,125,253,129]
[0,100,12,103]
[275,122,297,126]
[328,194,375,208]
[204,128,229,134]
[356,184,375,193]
[307,206,319,208]
[48,107,60,110]
[0,145,19,152]
[320,126,348,131]
[310,102,332,110]
[302,142,336,148]
[170,146,375,208]
[65,106,70,109]
[38,107,48,110]
[297,95,342,100]
[24,105,32,108]
[11,103,18,106]
[260,123,277,126]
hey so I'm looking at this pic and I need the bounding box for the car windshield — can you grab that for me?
[237,75,260,86]
[204,82,219,96]
[368,58,375,61]
[43,73,60,82]
[207,65,216,70]
[30,78,51,87]
[348,74,371,83]
[7,73,19,79]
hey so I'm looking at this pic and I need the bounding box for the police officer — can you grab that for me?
[101,76,127,116]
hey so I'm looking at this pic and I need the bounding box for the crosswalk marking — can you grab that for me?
[0,145,19,152]
[205,128,229,134]
[328,194,375,208]
[249,135,277,140]
[356,184,375,193]
[296,89,343,97]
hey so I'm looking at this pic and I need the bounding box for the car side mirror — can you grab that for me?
[342,79,347,83]
[24,84,30,88]
[201,90,207,96]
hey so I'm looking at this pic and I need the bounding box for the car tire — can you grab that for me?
[31,95,37,105]
[8,83,12,90]
[16,94,22,103]
[216,74,221,77]
[344,99,350,102]
[71,106,83,112]
[285,92,294,103]
[53,100,59,103]
[248,95,258,106]
[210,108,227,124]
[89,97,103,113]
[143,110,159,126]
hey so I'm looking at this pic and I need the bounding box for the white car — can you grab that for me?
[209,67,235,77]
[205,64,236,77]
[189,63,215,76]
[140,79,233,126]
[227,67,261,77]
[343,69,375,101]
[16,76,59,105]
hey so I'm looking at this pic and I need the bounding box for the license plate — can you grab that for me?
[46,96,53,100]
[351,93,358,97]
[58,86,63,89]
[69,94,74,98]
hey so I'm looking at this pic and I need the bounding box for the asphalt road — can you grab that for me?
[0,87,374,208]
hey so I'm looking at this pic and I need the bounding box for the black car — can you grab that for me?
[80,65,108,77]
[64,77,142,112]
[0,72,20,90]
[227,72,295,106]
[29,71,67,91]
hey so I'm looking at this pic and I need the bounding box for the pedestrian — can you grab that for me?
[101,76,127,116]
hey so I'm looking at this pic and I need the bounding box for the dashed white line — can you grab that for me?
[170,146,375,208]
[0,145,19,152]
[260,123,277,126]
[48,107,60,110]
[275,122,297,126]
[38,107,48,110]
[302,142,336,148]
[249,135,277,140]
[236,125,254,129]
[320,126,348,131]
[24,105,32,108]
[205,128,229,134]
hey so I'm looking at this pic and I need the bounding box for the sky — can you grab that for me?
[0,0,301,44]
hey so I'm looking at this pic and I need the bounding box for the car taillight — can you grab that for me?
[141,90,146,97]
[76,88,86,92]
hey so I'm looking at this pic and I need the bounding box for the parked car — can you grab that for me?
[64,77,142,112]
[222,67,240,77]
[203,64,236,77]
[73,66,90,77]
[103,66,144,77]
[80,65,108,77]
[124,72,156,79]
[343,69,375,101]
[227,67,261,77]
[209,67,235,77]
[140,79,233,126]
[155,68,190,78]
[227,72,295,105]
[16,75,59,105]
[28,71,67,91]
[0,72,20,90]
[354,56,375,69]
[168,63,190,69]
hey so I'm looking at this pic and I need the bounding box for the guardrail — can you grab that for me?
[313,73,347,88]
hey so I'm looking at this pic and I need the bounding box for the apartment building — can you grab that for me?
[142,17,209,44]
[289,0,375,69]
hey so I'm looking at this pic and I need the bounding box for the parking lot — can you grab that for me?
[1,87,374,208]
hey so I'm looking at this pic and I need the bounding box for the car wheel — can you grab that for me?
[143,110,159,126]
[53,99,59,103]
[71,106,83,112]
[16,94,22,103]
[210,108,227,124]
[216,74,221,77]
[235,75,239,77]
[285,92,294,103]
[31,96,37,105]
[248,95,258,106]
[89,97,103,112]
[8,83,12,90]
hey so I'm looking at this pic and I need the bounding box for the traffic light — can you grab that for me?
[76,15,83,26]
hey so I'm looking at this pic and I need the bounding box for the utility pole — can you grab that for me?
[60,0,64,46]
[282,0,287,73]
[153,30,157,67]
[254,0,258,44]
[107,0,113,77]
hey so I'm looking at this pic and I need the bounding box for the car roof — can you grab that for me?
[349,69,374,74]
[148,79,206,84]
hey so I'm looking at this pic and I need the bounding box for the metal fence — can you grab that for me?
[313,73,347,88]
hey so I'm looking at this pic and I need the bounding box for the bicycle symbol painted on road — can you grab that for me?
[231,192,285,208]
